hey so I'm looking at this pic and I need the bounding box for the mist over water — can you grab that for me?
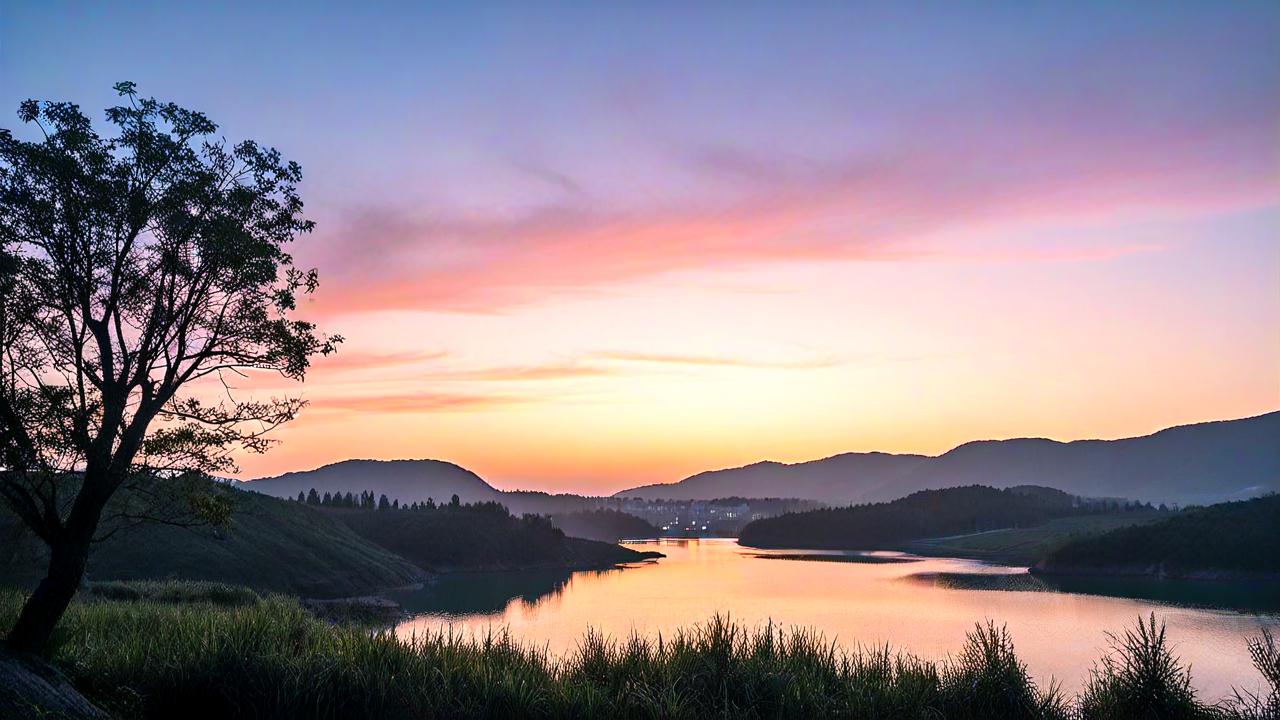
[392,538,1278,700]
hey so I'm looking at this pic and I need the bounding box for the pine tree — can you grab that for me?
[378,494,391,511]
[307,489,320,506]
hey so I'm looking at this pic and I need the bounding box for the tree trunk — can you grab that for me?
[5,532,92,655]
[5,474,108,656]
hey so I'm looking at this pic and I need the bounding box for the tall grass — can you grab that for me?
[1228,628,1279,720]
[1079,613,1203,719]
[1,587,1276,719]
[84,579,260,606]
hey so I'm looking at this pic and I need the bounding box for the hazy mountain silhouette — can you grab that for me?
[619,453,929,504]
[616,412,1280,505]
[247,459,502,505]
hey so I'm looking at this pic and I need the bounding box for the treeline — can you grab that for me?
[739,485,1152,550]
[295,488,464,511]
[1037,494,1280,577]
[329,498,651,571]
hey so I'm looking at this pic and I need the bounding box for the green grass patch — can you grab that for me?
[904,513,1168,566]
[84,580,260,607]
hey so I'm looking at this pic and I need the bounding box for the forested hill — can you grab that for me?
[0,480,422,598]
[1034,494,1280,579]
[738,485,1100,550]
[328,501,658,571]
[248,459,503,506]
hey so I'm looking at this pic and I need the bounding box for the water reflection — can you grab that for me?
[393,538,1278,700]
[907,570,1280,613]
[387,566,626,618]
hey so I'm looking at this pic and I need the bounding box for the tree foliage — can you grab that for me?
[0,82,337,651]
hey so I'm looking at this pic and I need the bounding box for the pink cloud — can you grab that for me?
[301,116,1277,316]
[317,392,529,413]
[595,351,840,370]
[310,349,451,373]
[421,362,617,381]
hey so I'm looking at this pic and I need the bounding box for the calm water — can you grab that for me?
[391,539,1278,700]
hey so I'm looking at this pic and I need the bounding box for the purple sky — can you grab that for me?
[3,2,1277,491]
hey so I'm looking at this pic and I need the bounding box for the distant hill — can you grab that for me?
[617,412,1280,505]
[620,452,928,504]
[328,502,657,571]
[0,481,422,598]
[1034,494,1280,579]
[247,459,503,506]
[738,485,1092,550]
[548,509,659,542]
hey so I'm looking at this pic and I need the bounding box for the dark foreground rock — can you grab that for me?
[0,642,108,719]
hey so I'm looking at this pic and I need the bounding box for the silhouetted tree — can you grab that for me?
[450,494,461,508]
[0,83,338,653]
[296,491,305,503]
[378,494,390,511]
[307,488,320,506]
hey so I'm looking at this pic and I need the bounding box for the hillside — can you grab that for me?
[548,509,659,542]
[904,513,1169,565]
[329,502,659,571]
[1034,494,1280,579]
[617,411,1280,505]
[0,482,422,598]
[738,485,1093,550]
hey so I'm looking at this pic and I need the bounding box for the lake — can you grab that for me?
[391,538,1278,701]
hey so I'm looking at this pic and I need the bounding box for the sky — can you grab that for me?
[3,1,1278,494]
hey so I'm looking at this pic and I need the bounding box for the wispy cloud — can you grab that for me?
[306,128,1273,317]
[317,392,529,413]
[311,349,451,373]
[422,362,616,382]
[594,351,840,370]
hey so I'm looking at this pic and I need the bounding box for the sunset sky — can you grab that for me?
[4,2,1278,493]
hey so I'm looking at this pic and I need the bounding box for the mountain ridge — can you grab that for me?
[616,411,1280,505]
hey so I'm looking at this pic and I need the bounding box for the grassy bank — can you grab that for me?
[1038,495,1280,579]
[903,513,1169,565]
[2,586,1277,719]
